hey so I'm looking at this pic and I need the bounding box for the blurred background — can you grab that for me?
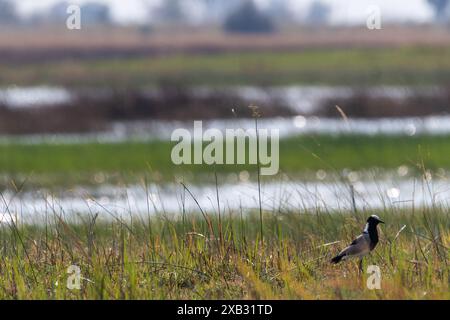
[2,0,450,217]
[1,0,450,131]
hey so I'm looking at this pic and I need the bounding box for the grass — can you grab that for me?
[1,134,450,186]
[0,206,447,299]
[0,130,448,299]
[3,46,450,86]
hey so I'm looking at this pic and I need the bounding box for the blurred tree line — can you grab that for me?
[428,0,450,24]
[0,0,450,31]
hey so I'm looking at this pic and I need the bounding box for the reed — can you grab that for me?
[0,201,447,299]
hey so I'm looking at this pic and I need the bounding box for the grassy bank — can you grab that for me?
[1,134,450,186]
[3,47,450,87]
[0,207,447,299]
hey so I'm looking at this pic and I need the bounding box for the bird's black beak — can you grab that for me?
[379,220,384,224]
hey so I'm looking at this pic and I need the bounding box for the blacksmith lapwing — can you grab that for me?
[331,215,384,264]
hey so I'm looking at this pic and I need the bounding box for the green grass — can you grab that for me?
[1,134,450,186]
[0,207,447,299]
[3,46,450,86]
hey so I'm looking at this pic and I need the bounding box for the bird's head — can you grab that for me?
[367,215,384,225]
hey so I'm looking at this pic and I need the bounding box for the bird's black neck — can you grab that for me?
[364,223,379,248]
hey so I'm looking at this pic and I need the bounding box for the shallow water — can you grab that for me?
[1,85,449,222]
[1,84,449,144]
[2,175,448,222]
[2,85,424,112]
[0,86,72,108]
[2,115,450,145]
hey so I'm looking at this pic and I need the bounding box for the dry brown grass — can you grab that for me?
[0,207,447,299]
[1,25,450,63]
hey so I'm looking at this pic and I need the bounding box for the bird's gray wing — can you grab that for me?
[339,234,371,258]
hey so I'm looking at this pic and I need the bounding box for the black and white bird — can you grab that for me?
[331,215,384,264]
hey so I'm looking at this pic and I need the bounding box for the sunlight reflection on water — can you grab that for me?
[2,176,448,222]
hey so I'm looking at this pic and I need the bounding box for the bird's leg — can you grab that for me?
[358,258,363,274]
